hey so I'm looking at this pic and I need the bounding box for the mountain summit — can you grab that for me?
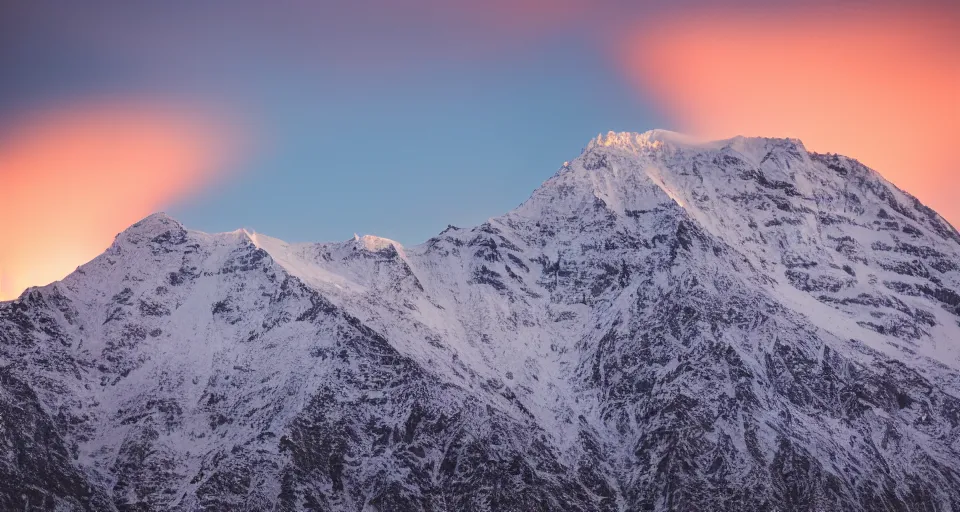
[2,132,959,511]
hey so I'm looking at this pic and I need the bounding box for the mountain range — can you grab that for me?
[2,130,959,511]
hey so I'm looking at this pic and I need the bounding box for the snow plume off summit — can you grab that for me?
[2,131,959,511]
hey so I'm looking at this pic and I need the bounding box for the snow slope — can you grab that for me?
[2,130,959,511]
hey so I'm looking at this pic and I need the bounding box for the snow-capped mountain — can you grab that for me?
[2,130,958,511]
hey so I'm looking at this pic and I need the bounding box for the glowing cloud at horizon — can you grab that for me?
[0,103,240,300]
[620,7,959,226]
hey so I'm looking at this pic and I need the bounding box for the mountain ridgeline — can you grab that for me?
[2,130,959,511]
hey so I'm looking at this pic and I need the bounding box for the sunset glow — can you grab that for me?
[3,2,956,300]
[0,103,238,300]
[620,8,959,226]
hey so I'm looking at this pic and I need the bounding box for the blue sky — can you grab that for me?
[1,1,673,245]
[1,0,953,283]
[167,38,665,244]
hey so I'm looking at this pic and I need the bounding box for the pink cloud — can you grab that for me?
[617,6,959,225]
[0,101,243,299]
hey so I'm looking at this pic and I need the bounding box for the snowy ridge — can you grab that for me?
[1,130,959,511]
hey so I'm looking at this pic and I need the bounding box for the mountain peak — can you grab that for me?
[125,212,181,232]
[586,129,705,151]
[115,211,186,245]
[355,234,402,253]
[585,129,808,158]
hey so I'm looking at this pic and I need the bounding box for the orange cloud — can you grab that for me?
[620,7,959,226]
[0,102,239,300]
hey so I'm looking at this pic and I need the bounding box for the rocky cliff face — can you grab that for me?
[2,130,959,511]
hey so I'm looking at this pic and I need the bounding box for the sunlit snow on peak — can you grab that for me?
[358,234,404,255]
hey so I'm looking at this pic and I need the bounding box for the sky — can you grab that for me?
[1,0,957,299]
